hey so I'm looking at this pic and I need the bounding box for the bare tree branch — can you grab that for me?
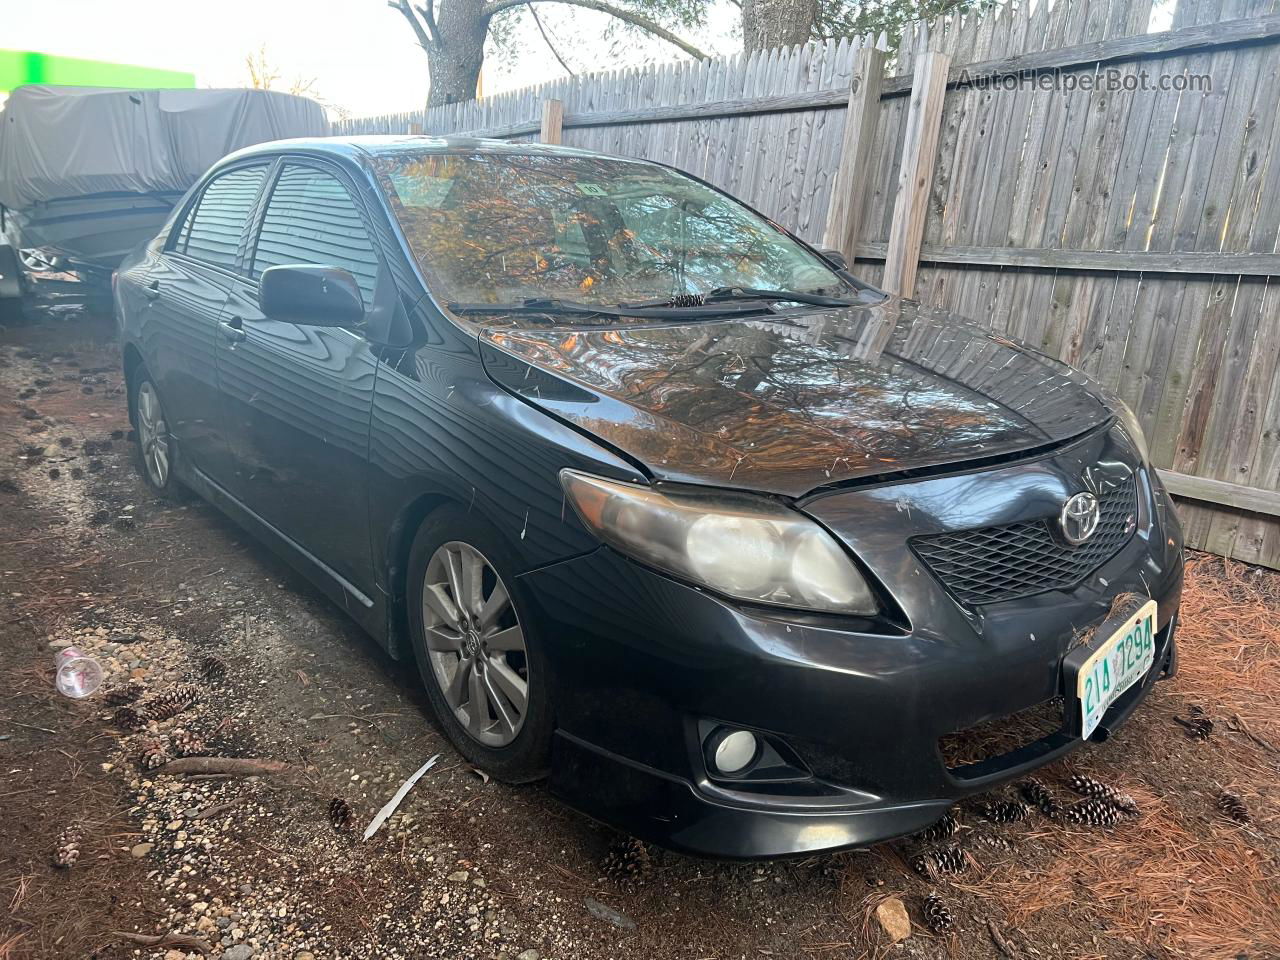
[528,4,576,76]
[484,0,710,59]
[416,0,443,45]
[389,0,438,50]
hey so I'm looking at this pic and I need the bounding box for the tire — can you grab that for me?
[128,366,184,500]
[406,504,553,782]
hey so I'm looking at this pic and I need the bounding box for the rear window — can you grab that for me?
[180,166,267,270]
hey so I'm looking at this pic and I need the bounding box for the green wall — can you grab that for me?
[0,50,194,93]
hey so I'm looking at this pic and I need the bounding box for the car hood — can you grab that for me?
[478,297,1116,498]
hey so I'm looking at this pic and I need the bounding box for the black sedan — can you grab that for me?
[113,137,1183,859]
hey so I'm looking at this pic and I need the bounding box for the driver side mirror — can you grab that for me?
[819,248,849,271]
[259,264,364,328]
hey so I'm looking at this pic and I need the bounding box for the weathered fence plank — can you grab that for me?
[882,51,951,297]
[821,47,887,264]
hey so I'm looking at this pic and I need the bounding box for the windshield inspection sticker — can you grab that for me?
[576,183,608,197]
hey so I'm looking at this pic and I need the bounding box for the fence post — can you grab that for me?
[822,46,888,265]
[882,50,951,298]
[540,99,564,144]
[407,122,424,135]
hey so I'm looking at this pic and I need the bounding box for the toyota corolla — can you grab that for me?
[113,137,1183,859]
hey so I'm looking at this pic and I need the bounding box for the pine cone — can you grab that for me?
[52,826,82,868]
[1217,791,1251,824]
[911,846,968,879]
[1067,774,1138,815]
[104,679,146,706]
[1174,713,1213,739]
[1017,778,1062,818]
[601,837,652,889]
[978,799,1029,824]
[1062,798,1123,827]
[329,797,354,832]
[199,655,227,682]
[137,737,171,770]
[141,684,199,722]
[922,893,954,933]
[168,728,205,758]
[114,705,149,731]
[915,812,958,844]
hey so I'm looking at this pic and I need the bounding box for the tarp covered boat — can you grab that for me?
[0,85,329,271]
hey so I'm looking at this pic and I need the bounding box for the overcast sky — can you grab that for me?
[6,0,740,119]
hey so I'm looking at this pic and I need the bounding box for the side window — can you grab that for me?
[171,200,196,251]
[182,166,267,270]
[252,164,380,304]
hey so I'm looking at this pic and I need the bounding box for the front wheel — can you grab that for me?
[406,505,553,782]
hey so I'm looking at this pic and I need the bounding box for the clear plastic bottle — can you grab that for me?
[54,647,104,698]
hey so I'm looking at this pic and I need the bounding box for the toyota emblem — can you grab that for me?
[1060,492,1100,545]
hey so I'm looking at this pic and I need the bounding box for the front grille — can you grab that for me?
[912,476,1137,605]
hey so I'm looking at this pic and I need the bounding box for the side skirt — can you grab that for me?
[177,460,391,647]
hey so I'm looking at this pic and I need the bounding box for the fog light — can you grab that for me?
[711,729,759,775]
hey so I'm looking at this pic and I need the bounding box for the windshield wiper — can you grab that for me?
[447,298,617,319]
[448,296,779,321]
[706,286,862,306]
[621,287,865,310]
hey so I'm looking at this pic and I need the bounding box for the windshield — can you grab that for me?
[371,151,855,310]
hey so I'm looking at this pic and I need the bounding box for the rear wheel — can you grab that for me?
[129,368,183,499]
[407,505,553,781]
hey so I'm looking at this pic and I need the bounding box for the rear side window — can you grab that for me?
[181,166,267,270]
[252,164,380,303]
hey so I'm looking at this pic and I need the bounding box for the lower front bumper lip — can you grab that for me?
[550,623,1178,861]
[550,729,953,860]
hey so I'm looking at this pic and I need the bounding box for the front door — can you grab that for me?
[214,160,383,601]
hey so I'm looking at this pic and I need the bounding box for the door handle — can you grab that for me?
[143,280,160,301]
[219,316,246,343]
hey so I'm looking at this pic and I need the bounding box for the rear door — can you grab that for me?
[141,163,268,484]
[214,158,383,600]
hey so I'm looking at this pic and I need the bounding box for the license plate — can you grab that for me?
[1077,599,1157,740]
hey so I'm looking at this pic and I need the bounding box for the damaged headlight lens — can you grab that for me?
[1112,399,1150,464]
[560,470,877,615]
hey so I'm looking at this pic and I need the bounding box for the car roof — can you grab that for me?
[216,135,636,170]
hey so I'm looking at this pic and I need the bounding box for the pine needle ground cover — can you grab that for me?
[941,554,1280,958]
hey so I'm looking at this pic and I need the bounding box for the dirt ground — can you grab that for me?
[1,303,1277,960]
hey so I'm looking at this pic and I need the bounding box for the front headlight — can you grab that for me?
[1112,399,1150,464]
[560,470,877,615]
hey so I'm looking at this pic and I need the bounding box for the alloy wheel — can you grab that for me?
[421,541,529,747]
[136,381,171,488]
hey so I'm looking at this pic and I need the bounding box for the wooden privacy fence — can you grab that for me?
[337,0,1280,569]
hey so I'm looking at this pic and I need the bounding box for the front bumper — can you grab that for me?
[520,451,1184,859]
